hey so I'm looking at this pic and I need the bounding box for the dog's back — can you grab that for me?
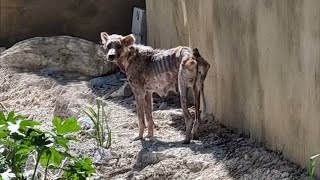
[133,46,194,97]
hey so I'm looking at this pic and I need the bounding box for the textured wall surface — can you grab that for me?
[0,0,145,47]
[146,0,320,175]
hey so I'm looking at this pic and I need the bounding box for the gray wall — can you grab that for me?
[0,0,145,47]
[147,0,320,175]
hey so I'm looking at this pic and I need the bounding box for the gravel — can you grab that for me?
[0,67,315,180]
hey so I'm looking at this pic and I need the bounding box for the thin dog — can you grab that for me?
[100,32,210,143]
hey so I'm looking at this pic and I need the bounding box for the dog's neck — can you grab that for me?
[115,46,136,73]
[115,45,156,73]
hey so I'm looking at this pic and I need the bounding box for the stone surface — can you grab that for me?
[158,102,167,110]
[52,96,89,119]
[78,116,95,130]
[23,170,41,180]
[147,0,320,175]
[0,0,145,47]
[89,72,126,97]
[0,47,6,54]
[90,147,117,164]
[108,82,133,98]
[0,36,117,77]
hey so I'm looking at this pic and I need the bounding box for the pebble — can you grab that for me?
[159,102,167,110]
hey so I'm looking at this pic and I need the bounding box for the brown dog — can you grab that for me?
[100,32,210,143]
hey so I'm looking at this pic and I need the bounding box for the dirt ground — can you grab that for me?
[0,67,314,180]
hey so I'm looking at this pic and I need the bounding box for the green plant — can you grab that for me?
[83,99,112,149]
[0,111,40,179]
[0,111,95,180]
[62,157,95,180]
[309,154,320,180]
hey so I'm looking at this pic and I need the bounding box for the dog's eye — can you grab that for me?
[107,44,112,49]
[116,44,122,49]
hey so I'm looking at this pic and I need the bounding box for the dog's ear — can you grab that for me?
[193,48,201,58]
[122,34,135,47]
[100,32,109,44]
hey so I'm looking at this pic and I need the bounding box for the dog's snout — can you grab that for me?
[107,48,116,61]
[108,54,115,60]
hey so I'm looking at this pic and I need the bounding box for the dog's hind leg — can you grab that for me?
[192,76,201,140]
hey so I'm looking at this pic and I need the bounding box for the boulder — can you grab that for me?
[0,47,6,54]
[107,82,133,98]
[0,36,117,77]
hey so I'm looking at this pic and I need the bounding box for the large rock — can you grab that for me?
[0,36,117,77]
[0,47,6,54]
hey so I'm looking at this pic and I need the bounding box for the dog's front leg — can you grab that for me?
[144,91,155,139]
[132,91,146,141]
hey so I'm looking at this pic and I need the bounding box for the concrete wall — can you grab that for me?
[0,0,145,47]
[146,0,320,175]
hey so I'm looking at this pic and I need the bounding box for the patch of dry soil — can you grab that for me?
[0,67,314,180]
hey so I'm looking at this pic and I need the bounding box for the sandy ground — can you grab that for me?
[0,67,314,180]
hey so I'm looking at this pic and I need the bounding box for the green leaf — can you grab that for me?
[15,146,33,155]
[2,139,15,148]
[66,136,78,141]
[50,148,62,166]
[52,117,62,129]
[54,118,80,135]
[13,115,25,122]
[7,112,15,123]
[30,132,53,148]
[83,157,92,165]
[106,128,112,149]
[27,129,42,138]
[72,157,95,177]
[15,146,35,155]
[20,120,40,128]
[40,148,62,168]
[0,127,8,139]
[40,149,50,167]
[0,112,5,125]
[89,108,98,121]
[60,151,72,159]
[81,157,95,175]
[54,136,69,150]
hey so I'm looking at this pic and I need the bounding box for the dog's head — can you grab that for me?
[100,32,135,62]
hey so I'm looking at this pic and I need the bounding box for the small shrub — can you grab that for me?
[62,157,95,180]
[0,111,95,180]
[83,99,112,149]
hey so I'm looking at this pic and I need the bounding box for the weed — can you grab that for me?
[309,154,320,180]
[83,99,112,149]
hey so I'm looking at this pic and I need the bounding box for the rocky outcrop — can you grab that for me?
[0,36,117,77]
[0,47,6,54]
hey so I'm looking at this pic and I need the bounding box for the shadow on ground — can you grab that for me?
[125,114,308,179]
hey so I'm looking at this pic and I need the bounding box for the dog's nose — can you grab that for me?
[108,54,115,60]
